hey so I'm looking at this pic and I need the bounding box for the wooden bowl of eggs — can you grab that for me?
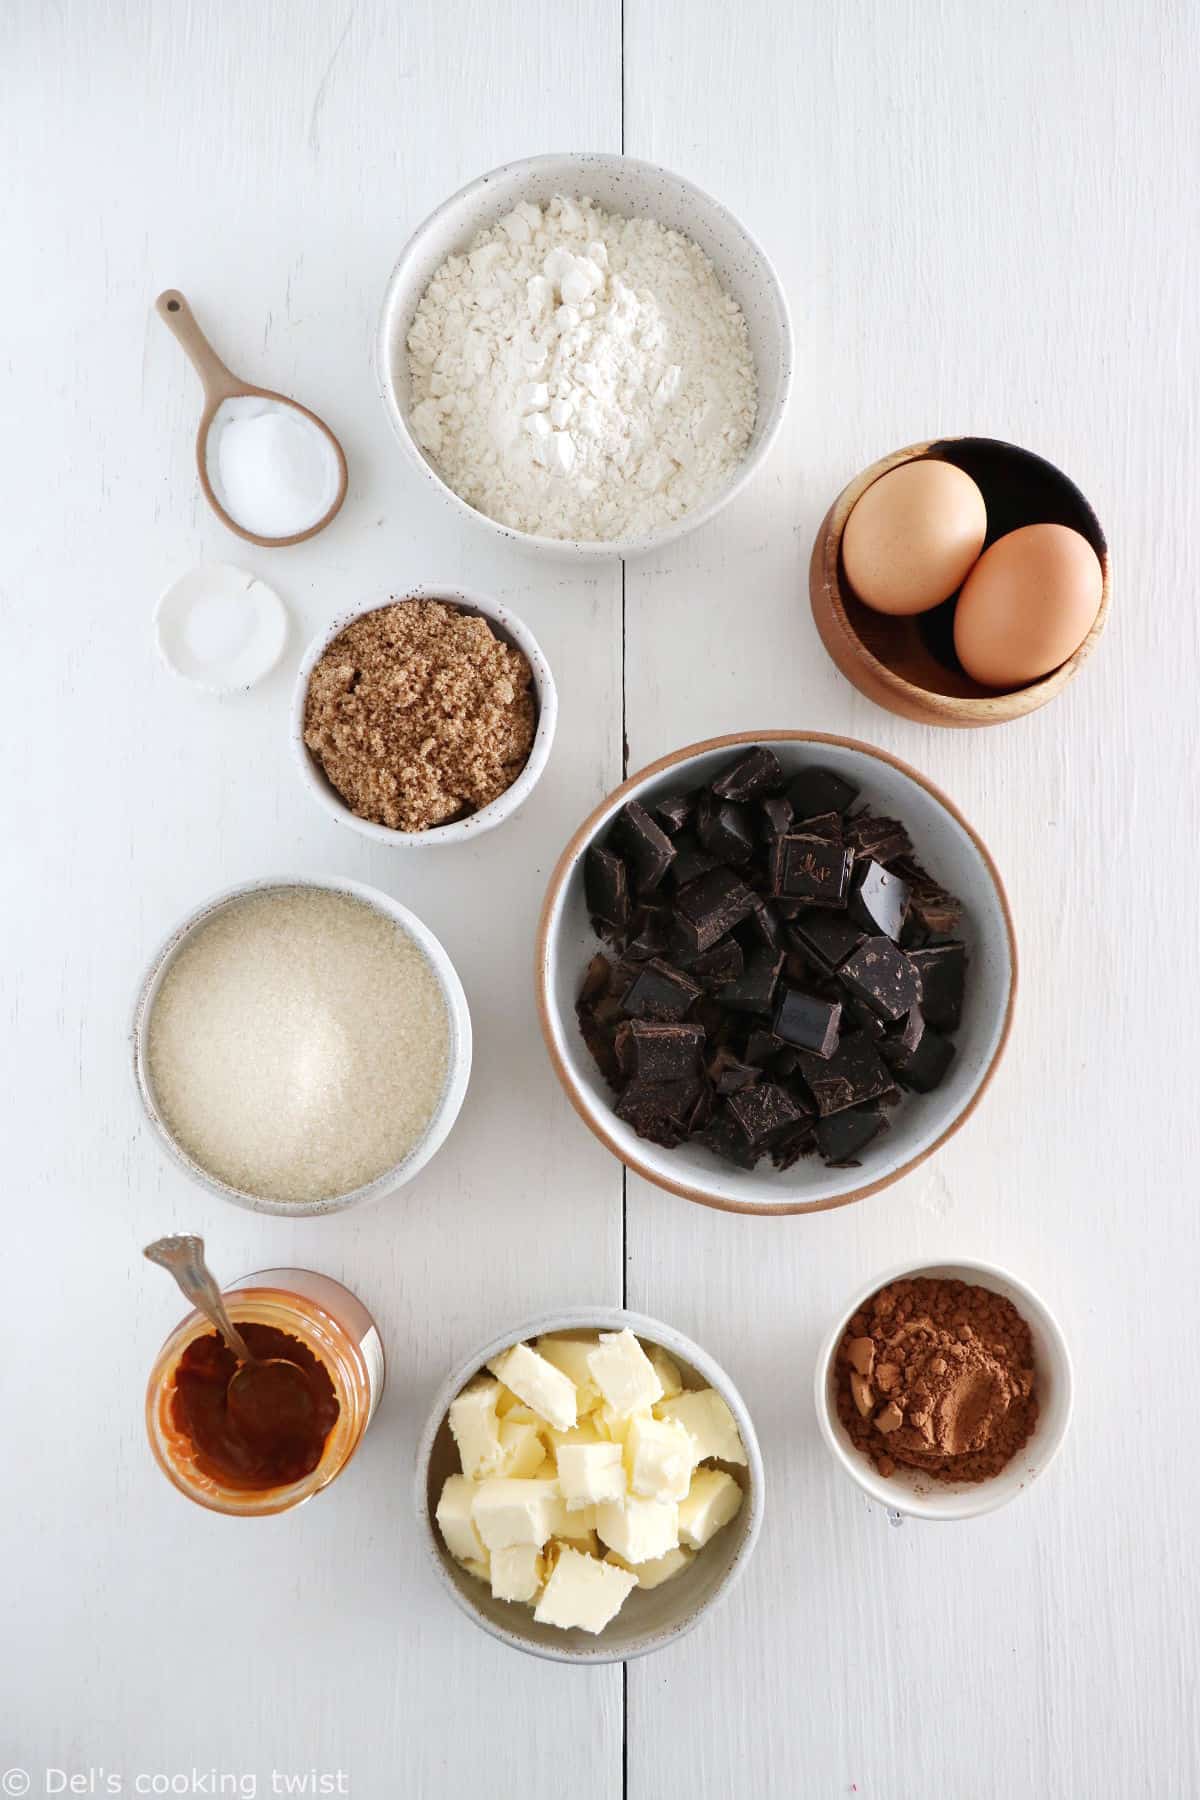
[809,437,1110,727]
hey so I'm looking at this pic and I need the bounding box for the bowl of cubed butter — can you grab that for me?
[416,1309,764,1662]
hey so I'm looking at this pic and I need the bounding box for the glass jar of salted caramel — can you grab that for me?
[146,1268,385,1517]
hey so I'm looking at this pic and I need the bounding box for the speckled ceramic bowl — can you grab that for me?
[377,152,793,559]
[537,732,1016,1216]
[132,875,472,1216]
[814,1259,1074,1521]
[292,587,557,847]
[417,1308,764,1664]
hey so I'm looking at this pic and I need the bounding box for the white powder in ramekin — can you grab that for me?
[406,194,757,541]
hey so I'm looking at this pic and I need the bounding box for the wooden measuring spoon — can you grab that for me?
[155,289,347,548]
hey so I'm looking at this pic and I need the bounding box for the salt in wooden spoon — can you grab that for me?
[155,288,347,548]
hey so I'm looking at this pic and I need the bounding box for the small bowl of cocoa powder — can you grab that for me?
[293,587,557,845]
[814,1260,1073,1520]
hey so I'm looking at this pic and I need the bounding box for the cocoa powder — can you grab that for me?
[836,1277,1037,1484]
[303,600,536,832]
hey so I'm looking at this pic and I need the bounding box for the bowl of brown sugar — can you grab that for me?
[293,587,557,845]
[814,1259,1073,1520]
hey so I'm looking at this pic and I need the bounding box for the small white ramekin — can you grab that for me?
[292,586,557,847]
[377,152,793,560]
[416,1308,765,1664]
[132,874,472,1217]
[814,1259,1073,1521]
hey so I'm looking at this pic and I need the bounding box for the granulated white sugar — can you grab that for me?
[146,888,450,1203]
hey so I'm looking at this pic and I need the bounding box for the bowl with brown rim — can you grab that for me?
[536,732,1016,1217]
[809,436,1110,727]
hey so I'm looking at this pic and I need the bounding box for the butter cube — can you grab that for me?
[654,1388,747,1466]
[536,1335,604,1413]
[497,1417,546,1479]
[625,1413,696,1502]
[554,1504,598,1541]
[493,1386,523,1417]
[605,1545,693,1590]
[448,1379,503,1478]
[544,1420,604,1456]
[490,1543,544,1604]
[534,1545,637,1634]
[678,1469,743,1549]
[472,1477,562,1551]
[488,1343,577,1433]
[531,1455,558,1480]
[587,1330,664,1419]
[595,1495,679,1564]
[553,1526,600,1557]
[435,1473,487,1564]
[460,1555,491,1584]
[648,1345,684,1400]
[593,1403,642,1445]
[557,1440,626,1510]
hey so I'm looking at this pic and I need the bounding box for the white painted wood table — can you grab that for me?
[4,2,1198,1795]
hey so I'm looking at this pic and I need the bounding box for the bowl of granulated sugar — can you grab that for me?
[132,877,471,1215]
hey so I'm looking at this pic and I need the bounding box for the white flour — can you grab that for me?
[406,195,757,541]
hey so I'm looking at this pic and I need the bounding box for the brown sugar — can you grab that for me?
[303,600,536,832]
[835,1277,1038,1485]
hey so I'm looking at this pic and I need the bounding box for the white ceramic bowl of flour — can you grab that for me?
[132,876,472,1217]
[377,153,793,560]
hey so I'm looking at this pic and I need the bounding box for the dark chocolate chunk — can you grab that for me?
[839,936,922,1022]
[698,1106,761,1169]
[887,1006,926,1059]
[615,1020,704,1083]
[816,1104,888,1165]
[726,1081,808,1149]
[747,897,785,950]
[907,943,967,1031]
[612,801,676,894]
[697,793,756,865]
[759,794,794,839]
[616,1075,703,1147]
[848,860,911,942]
[771,834,854,906]
[774,988,842,1058]
[786,766,858,819]
[711,746,785,802]
[841,995,887,1040]
[673,867,756,955]
[585,845,631,928]
[788,912,865,972]
[906,881,963,941]
[578,953,613,1009]
[624,906,672,961]
[620,958,703,1021]
[771,1117,818,1170]
[654,793,693,835]
[884,1020,955,1092]
[795,810,843,842]
[706,1046,763,1096]
[690,938,744,987]
[845,812,912,866]
[717,949,785,1015]
[577,1011,621,1087]
[743,1027,780,1067]
[668,833,719,887]
[797,1031,894,1116]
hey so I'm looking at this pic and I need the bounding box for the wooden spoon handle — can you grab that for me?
[155,289,242,403]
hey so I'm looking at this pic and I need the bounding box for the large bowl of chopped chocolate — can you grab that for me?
[536,733,1016,1215]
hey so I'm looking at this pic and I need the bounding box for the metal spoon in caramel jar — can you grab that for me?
[143,1240,383,1515]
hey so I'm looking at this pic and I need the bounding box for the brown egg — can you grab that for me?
[953,523,1103,689]
[842,459,988,616]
